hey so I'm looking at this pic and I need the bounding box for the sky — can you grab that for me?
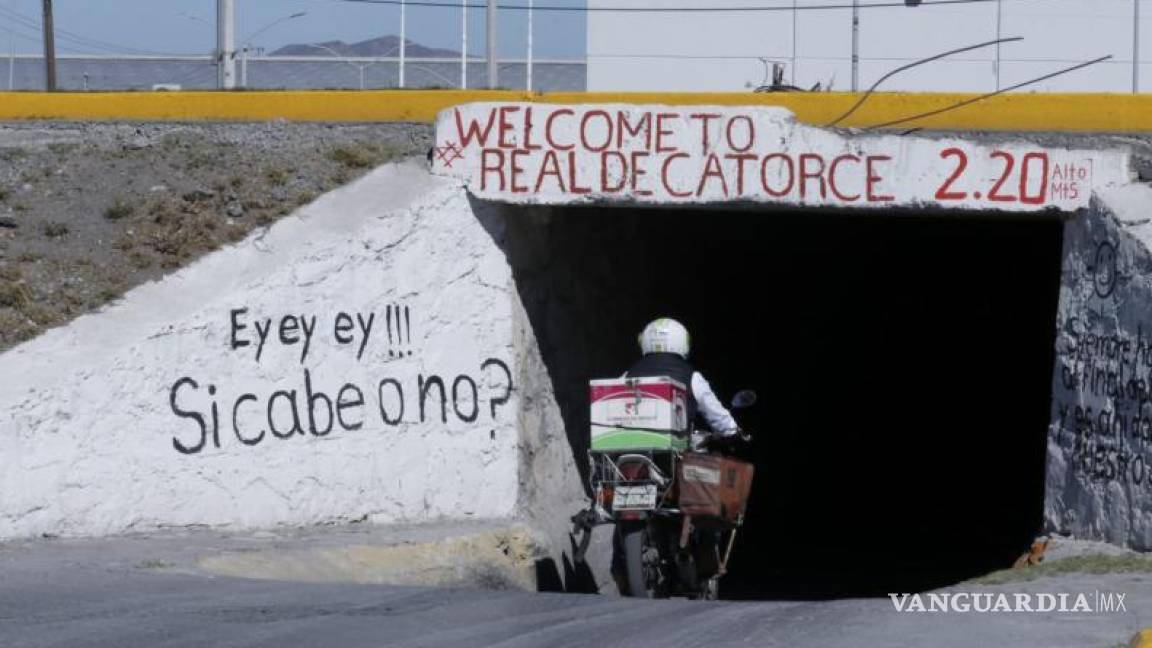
[0,0,587,59]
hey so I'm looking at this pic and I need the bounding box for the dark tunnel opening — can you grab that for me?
[492,201,1065,599]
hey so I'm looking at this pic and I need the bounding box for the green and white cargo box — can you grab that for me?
[589,376,689,451]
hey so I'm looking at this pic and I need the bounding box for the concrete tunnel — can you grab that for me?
[2,101,1150,601]
[494,202,1063,598]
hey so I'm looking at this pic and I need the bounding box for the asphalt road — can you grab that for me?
[0,533,1147,648]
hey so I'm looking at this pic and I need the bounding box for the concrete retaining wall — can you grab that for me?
[0,161,576,541]
[1046,184,1152,550]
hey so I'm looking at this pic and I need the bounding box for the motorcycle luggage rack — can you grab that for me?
[587,449,676,492]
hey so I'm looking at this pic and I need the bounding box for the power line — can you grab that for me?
[0,5,187,57]
[864,54,1114,129]
[827,36,1023,127]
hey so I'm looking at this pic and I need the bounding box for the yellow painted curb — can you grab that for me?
[0,90,1151,132]
[1131,628,1152,648]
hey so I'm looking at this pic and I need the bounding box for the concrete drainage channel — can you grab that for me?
[1,100,1152,609]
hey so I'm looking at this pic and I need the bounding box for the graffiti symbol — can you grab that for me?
[433,141,465,168]
[1090,240,1118,299]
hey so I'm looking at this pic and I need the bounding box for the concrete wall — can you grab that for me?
[433,103,1129,211]
[0,161,577,541]
[1046,184,1152,550]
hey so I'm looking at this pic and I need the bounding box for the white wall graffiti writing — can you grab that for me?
[0,163,525,539]
[1047,199,1152,549]
[168,307,514,454]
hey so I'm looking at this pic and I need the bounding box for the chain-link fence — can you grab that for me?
[0,54,585,92]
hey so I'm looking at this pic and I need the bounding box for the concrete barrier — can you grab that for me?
[3,90,1152,131]
[0,160,583,551]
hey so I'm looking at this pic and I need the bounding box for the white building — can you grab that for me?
[586,0,1148,93]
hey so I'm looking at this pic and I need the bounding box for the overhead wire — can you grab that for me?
[863,54,1115,129]
[825,36,1024,127]
[0,5,189,57]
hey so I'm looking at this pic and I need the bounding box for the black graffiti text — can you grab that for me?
[230,308,319,364]
[169,358,513,454]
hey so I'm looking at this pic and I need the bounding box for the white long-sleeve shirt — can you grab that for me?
[690,372,739,436]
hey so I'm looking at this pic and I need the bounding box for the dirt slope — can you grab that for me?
[0,121,432,351]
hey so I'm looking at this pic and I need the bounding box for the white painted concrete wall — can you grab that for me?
[0,161,533,539]
[433,103,1129,212]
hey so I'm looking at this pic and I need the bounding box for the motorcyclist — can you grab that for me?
[623,317,748,592]
[625,317,747,451]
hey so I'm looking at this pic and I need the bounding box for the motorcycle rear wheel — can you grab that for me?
[617,521,660,598]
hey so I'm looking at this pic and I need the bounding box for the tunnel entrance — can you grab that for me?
[496,202,1064,599]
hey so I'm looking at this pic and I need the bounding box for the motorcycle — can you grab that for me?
[578,389,757,600]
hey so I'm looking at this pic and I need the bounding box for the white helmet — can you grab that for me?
[639,318,690,358]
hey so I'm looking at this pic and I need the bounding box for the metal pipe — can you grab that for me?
[1136,0,1141,93]
[995,0,1002,90]
[850,0,859,91]
[456,0,460,88]
[791,0,798,85]
[216,0,236,89]
[526,0,533,91]
[7,2,14,91]
[486,0,497,88]
[399,0,407,88]
[42,0,56,91]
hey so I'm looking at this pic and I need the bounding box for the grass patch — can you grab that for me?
[972,553,1152,585]
[103,198,135,221]
[0,281,31,308]
[20,302,55,326]
[0,310,38,345]
[0,265,22,282]
[0,188,8,202]
[327,142,398,169]
[264,167,291,186]
[41,222,68,238]
[138,204,223,263]
[47,142,79,155]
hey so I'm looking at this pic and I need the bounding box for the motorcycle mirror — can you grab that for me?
[731,389,757,409]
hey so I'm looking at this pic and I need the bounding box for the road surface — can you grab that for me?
[0,530,1146,647]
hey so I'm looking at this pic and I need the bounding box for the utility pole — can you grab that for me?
[850,0,859,91]
[993,0,1003,90]
[217,0,236,90]
[526,0,533,91]
[791,0,798,85]
[7,0,14,91]
[461,0,467,89]
[399,0,407,88]
[42,0,56,91]
[486,0,497,88]
[1135,0,1141,93]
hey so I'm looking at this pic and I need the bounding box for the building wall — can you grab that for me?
[587,0,1148,93]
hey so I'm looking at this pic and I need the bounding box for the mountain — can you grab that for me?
[271,36,459,58]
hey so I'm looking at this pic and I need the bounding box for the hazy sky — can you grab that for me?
[0,0,587,58]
